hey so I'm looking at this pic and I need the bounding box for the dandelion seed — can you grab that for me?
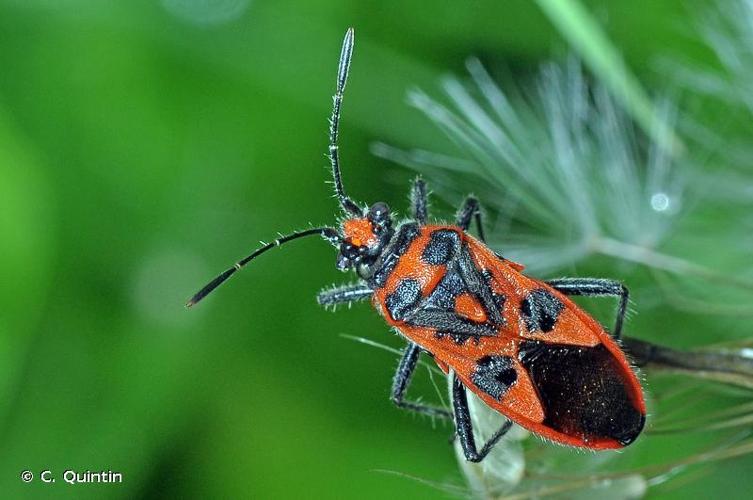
[375,58,686,275]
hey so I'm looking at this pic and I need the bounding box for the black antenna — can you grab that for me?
[329,28,361,216]
[187,227,340,307]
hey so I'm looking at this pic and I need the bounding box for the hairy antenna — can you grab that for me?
[329,28,361,216]
[187,227,340,307]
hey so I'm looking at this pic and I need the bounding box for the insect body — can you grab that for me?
[189,28,645,461]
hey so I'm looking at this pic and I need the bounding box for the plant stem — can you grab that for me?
[624,337,753,389]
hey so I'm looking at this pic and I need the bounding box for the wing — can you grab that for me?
[405,234,645,449]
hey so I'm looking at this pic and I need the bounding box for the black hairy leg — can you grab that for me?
[456,197,486,243]
[546,278,629,340]
[452,374,513,462]
[391,343,453,419]
[410,178,429,225]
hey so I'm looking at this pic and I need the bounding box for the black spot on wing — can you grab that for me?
[421,229,460,265]
[414,255,499,342]
[370,223,419,288]
[423,264,466,310]
[518,341,644,446]
[481,270,507,312]
[471,355,518,400]
[385,279,422,321]
[520,289,563,333]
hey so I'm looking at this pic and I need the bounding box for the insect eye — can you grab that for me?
[340,241,361,260]
[368,202,390,223]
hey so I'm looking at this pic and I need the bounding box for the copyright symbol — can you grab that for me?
[21,470,33,483]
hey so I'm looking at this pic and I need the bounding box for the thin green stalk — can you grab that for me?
[535,0,684,155]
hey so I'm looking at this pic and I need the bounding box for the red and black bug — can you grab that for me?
[188,28,646,461]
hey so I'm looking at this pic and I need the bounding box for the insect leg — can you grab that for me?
[317,284,372,306]
[455,197,486,242]
[410,177,428,224]
[452,374,512,462]
[546,278,629,340]
[391,343,453,419]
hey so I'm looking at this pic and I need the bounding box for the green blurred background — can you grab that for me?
[1,0,750,498]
